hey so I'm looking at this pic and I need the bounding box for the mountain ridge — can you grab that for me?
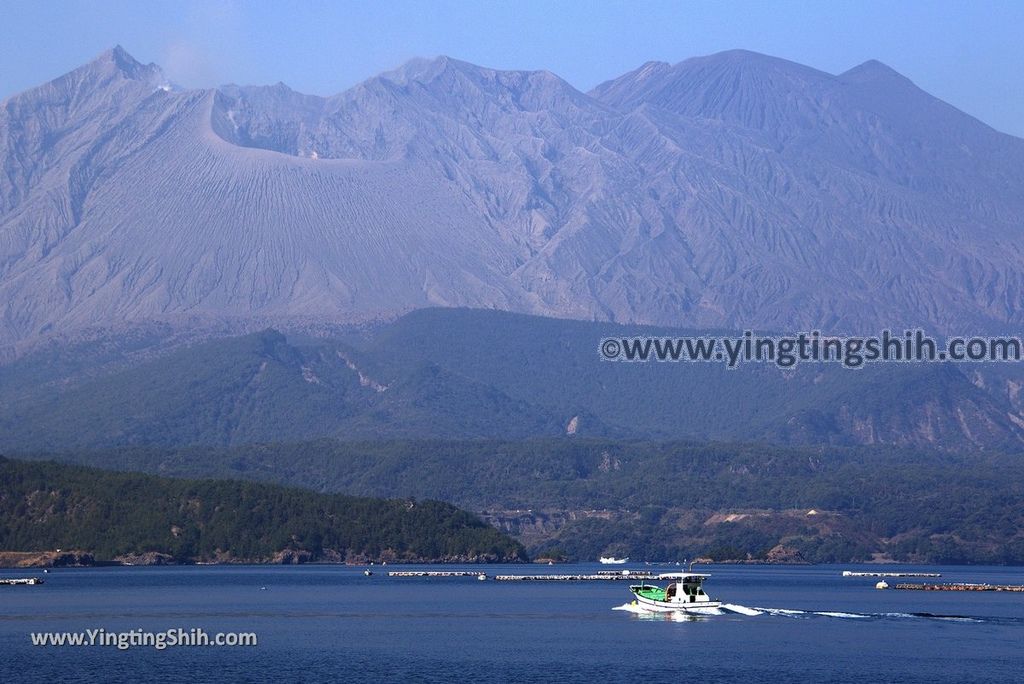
[2,308,1021,452]
[2,47,1023,344]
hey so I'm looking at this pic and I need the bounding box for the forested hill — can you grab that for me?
[4,310,1023,453]
[0,457,524,564]
[22,439,1024,565]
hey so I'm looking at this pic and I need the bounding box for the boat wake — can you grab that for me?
[751,607,1004,624]
[612,603,649,615]
[686,606,726,616]
[719,603,762,616]
[617,603,1015,625]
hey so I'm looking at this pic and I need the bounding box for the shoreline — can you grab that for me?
[4,550,1022,570]
[0,550,524,569]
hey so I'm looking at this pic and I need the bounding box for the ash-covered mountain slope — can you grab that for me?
[2,47,1023,343]
[589,51,1024,333]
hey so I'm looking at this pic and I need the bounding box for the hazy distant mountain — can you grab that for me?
[2,308,1020,451]
[2,47,1023,344]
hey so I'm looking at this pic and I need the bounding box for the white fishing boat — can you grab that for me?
[627,572,721,612]
[599,556,629,564]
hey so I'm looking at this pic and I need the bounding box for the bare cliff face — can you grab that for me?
[2,47,1023,343]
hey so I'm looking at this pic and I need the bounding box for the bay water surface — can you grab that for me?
[2,563,1022,682]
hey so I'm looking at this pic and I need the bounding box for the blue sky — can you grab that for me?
[2,0,1022,137]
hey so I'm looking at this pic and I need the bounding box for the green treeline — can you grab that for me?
[18,438,1024,564]
[0,457,525,563]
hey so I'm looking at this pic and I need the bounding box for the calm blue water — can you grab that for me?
[2,564,1023,683]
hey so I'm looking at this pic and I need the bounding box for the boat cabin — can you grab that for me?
[631,573,714,605]
[667,578,709,602]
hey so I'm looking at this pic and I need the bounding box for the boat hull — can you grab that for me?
[631,594,721,613]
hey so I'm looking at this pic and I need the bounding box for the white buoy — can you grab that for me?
[477,573,487,581]
[875,580,889,590]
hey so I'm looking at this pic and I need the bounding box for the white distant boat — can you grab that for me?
[628,572,721,613]
[599,556,629,564]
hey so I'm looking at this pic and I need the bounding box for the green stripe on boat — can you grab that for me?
[634,587,667,601]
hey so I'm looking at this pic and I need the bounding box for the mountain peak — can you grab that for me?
[839,59,912,85]
[633,60,671,79]
[90,45,157,80]
[106,44,133,62]
[0,45,166,110]
[381,55,569,87]
[369,55,586,113]
[678,49,830,80]
[591,48,830,126]
[379,55,474,86]
[700,48,773,62]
